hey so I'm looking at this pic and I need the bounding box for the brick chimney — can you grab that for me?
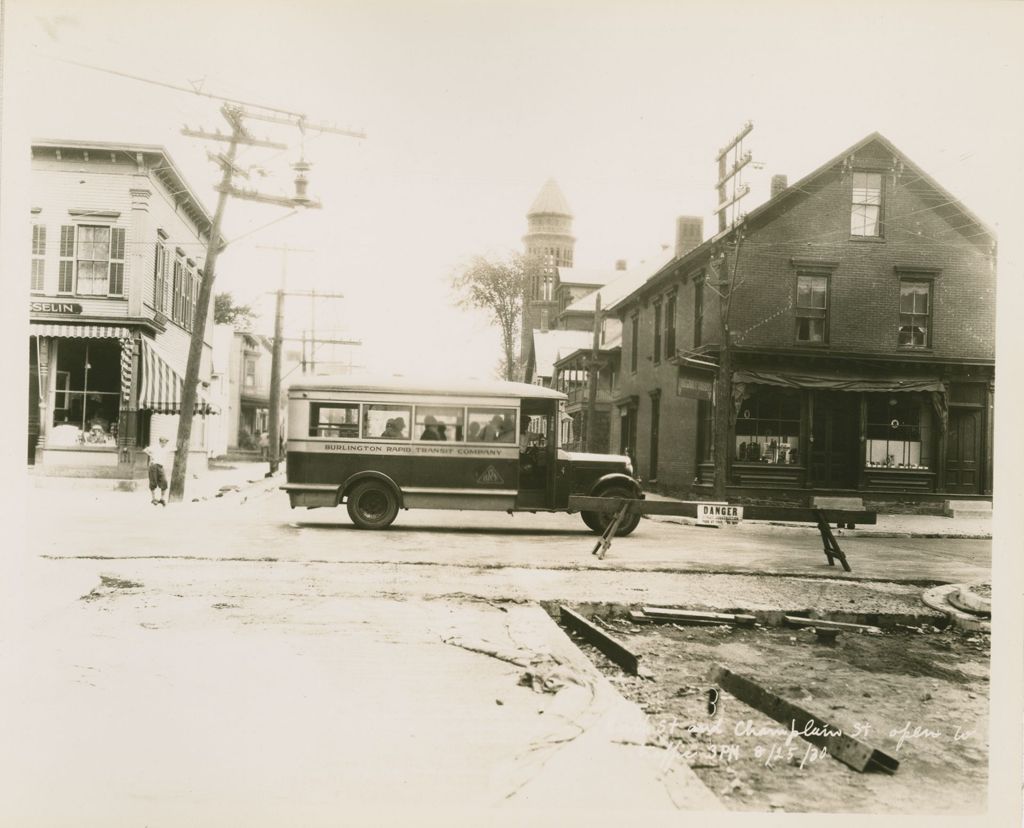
[675,216,703,259]
[615,259,627,271]
[771,174,788,199]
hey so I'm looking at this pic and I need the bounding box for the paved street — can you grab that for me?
[8,474,994,824]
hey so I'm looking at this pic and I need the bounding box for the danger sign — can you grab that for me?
[697,503,743,526]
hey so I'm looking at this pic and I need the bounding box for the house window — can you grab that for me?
[664,292,676,359]
[851,172,883,237]
[244,358,256,388]
[795,274,828,343]
[735,388,801,465]
[898,280,931,347]
[629,312,639,373]
[693,277,704,347]
[653,299,662,365]
[31,225,46,292]
[866,395,932,469]
[74,225,126,296]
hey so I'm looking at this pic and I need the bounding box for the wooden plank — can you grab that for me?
[641,606,757,627]
[783,616,882,634]
[566,496,876,525]
[559,605,647,676]
[711,666,899,774]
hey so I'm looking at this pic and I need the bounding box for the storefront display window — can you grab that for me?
[50,338,121,447]
[866,395,932,469]
[735,388,801,465]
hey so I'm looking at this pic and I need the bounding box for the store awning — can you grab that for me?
[732,370,945,395]
[137,337,217,415]
[31,323,131,338]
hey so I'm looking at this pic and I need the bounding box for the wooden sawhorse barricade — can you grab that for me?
[567,497,877,573]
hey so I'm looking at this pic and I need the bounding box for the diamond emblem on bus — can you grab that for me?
[477,465,504,485]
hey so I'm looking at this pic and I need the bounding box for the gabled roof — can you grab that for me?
[531,329,593,379]
[32,138,214,240]
[556,266,618,287]
[592,248,676,314]
[528,178,572,217]
[609,132,996,313]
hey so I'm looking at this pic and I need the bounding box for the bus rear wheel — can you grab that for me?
[346,480,399,529]
[581,485,641,537]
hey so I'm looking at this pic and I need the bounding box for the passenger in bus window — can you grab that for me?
[437,422,449,441]
[480,414,503,441]
[381,418,406,439]
[421,415,442,440]
[467,421,481,442]
[499,414,516,442]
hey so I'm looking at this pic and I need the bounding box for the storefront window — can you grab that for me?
[50,339,121,447]
[734,388,801,465]
[866,395,932,469]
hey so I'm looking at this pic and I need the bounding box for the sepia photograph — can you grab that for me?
[2,0,1022,824]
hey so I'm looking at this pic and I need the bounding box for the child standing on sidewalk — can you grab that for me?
[143,436,171,506]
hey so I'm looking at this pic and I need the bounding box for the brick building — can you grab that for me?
[28,139,218,477]
[607,133,995,503]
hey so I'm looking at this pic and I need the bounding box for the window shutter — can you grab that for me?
[108,227,126,295]
[153,243,164,313]
[58,225,75,294]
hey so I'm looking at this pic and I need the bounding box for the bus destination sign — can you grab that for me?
[696,503,743,526]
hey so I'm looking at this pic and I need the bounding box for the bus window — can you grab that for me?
[363,404,411,440]
[469,408,516,443]
[414,405,464,442]
[310,402,359,438]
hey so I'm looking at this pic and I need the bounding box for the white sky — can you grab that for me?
[6,0,1024,380]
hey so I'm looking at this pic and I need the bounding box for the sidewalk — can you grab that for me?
[641,493,992,540]
[29,459,278,504]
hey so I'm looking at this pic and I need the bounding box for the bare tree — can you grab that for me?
[452,253,540,381]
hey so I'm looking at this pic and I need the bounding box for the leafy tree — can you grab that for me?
[214,292,256,329]
[452,253,541,381]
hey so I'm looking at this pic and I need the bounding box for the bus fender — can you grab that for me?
[590,473,643,499]
[341,471,405,508]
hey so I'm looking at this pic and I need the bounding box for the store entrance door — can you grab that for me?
[945,408,982,494]
[811,392,859,489]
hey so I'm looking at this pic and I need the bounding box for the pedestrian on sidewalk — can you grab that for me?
[143,436,171,506]
[259,431,270,460]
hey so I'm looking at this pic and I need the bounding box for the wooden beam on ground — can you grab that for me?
[710,666,899,774]
[641,606,757,627]
[566,496,876,525]
[783,616,883,634]
[559,606,649,677]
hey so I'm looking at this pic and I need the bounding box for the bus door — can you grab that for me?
[516,399,558,509]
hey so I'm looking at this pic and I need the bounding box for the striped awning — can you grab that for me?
[31,323,131,338]
[138,337,217,415]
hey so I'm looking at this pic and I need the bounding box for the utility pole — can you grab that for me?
[169,105,289,502]
[257,245,314,476]
[710,122,753,500]
[169,101,353,502]
[585,293,602,452]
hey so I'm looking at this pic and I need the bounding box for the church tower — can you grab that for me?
[520,179,575,368]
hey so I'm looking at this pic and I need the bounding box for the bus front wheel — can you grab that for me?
[346,481,399,529]
[581,485,641,537]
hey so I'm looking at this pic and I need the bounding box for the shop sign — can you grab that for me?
[31,300,82,315]
[696,503,743,526]
[677,374,713,400]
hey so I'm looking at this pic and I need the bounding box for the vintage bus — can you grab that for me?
[281,376,643,533]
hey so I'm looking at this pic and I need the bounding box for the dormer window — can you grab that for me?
[851,172,883,237]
